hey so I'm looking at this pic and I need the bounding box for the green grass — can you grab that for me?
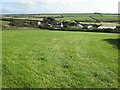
[0,21,10,26]
[34,14,62,18]
[2,30,119,88]
[56,14,118,21]
[3,13,118,22]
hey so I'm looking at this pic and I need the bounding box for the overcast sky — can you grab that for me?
[1,0,120,14]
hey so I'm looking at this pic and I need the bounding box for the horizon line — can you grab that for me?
[1,12,119,15]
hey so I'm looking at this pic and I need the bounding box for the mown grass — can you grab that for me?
[2,30,119,88]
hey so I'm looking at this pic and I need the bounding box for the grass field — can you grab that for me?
[57,14,118,21]
[0,21,10,26]
[2,30,119,88]
[3,13,118,22]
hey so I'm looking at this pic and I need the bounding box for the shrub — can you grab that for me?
[113,28,120,33]
[86,28,118,33]
[9,20,38,28]
[62,26,82,31]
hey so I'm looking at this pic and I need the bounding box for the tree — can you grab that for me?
[43,17,55,24]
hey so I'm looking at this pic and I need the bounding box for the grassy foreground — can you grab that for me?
[2,30,119,88]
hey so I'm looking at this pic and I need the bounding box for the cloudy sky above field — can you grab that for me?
[1,0,119,14]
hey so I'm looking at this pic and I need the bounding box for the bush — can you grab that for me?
[113,28,120,33]
[62,26,83,31]
[85,28,118,33]
[9,20,38,28]
[97,29,114,33]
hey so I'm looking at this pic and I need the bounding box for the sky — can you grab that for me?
[1,0,120,14]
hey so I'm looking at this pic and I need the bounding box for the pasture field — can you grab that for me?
[3,13,118,22]
[0,21,10,26]
[34,14,62,18]
[57,14,118,21]
[2,30,119,88]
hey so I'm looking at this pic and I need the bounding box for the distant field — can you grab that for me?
[3,13,118,22]
[2,30,118,88]
[0,21,10,26]
[3,17,43,21]
[34,14,62,18]
[57,14,118,21]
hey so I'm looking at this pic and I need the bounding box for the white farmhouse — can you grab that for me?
[37,21,41,25]
[98,26,116,29]
[77,24,83,28]
[53,23,63,28]
[88,25,93,28]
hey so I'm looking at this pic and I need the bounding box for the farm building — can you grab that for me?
[52,23,63,28]
[37,21,41,25]
[76,24,83,28]
[98,26,116,29]
[81,24,93,29]
[38,17,63,29]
